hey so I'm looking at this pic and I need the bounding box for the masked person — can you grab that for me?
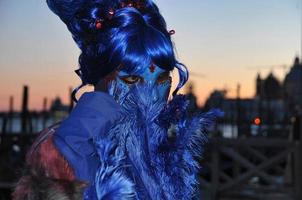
[13,0,223,199]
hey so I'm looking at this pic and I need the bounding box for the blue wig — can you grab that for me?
[46,0,189,102]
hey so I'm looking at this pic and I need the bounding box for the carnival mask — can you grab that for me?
[108,64,172,107]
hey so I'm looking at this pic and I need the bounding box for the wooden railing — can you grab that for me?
[1,126,301,200]
[200,136,302,200]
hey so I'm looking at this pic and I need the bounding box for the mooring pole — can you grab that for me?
[7,96,14,133]
[294,115,302,200]
[21,85,29,133]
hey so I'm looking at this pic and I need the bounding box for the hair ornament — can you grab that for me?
[93,1,145,31]
[108,9,115,16]
[95,19,103,29]
[120,1,145,10]
[169,30,175,35]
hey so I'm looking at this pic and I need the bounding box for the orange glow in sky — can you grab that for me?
[0,0,300,111]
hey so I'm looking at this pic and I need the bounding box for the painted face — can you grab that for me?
[107,64,172,107]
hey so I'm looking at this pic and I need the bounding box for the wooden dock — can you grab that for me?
[200,126,302,200]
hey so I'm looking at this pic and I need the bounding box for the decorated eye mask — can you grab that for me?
[108,64,172,105]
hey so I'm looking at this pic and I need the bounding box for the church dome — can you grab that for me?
[263,72,282,99]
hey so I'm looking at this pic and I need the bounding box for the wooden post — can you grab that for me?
[294,116,302,200]
[1,114,7,134]
[69,87,74,113]
[233,147,240,178]
[21,85,29,133]
[43,97,47,112]
[29,113,33,133]
[42,97,47,129]
[211,142,220,200]
[8,96,14,133]
[233,81,241,177]
[236,83,241,137]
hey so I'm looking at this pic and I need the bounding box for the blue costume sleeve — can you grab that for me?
[53,91,123,182]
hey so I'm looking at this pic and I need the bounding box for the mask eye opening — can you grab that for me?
[118,75,144,85]
[156,71,172,85]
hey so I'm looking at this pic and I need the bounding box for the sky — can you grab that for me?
[0,0,301,111]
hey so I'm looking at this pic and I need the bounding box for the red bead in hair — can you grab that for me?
[95,20,103,29]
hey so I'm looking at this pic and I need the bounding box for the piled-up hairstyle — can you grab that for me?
[46,0,189,102]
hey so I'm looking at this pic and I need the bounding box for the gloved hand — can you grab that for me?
[53,91,123,182]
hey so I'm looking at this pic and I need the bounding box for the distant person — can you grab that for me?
[13,0,223,199]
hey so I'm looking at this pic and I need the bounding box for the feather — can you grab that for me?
[86,84,224,199]
[84,139,135,200]
[156,94,189,129]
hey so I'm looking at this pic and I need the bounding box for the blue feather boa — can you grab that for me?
[84,85,224,200]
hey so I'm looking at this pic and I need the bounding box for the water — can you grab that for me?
[218,124,238,138]
[0,116,240,138]
[0,115,66,134]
